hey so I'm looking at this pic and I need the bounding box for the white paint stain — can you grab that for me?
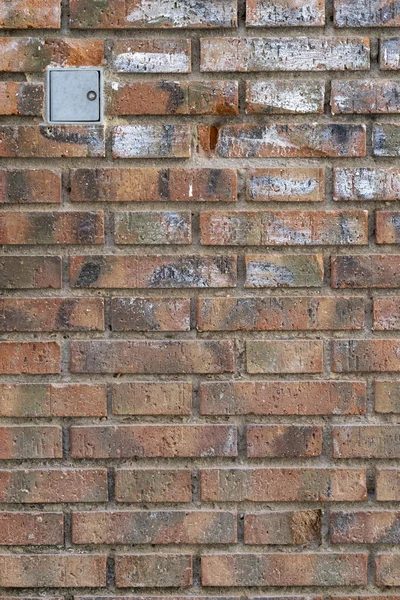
[125,0,235,27]
[113,51,190,73]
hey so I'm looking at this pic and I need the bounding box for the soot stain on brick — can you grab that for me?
[158,169,171,200]
[6,171,29,203]
[39,126,101,147]
[55,299,78,329]
[207,169,221,195]
[160,125,174,156]
[17,84,43,116]
[76,212,100,244]
[74,169,99,202]
[160,81,186,114]
[149,258,210,287]
[74,259,102,287]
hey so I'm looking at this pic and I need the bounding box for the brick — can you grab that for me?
[115,469,192,503]
[247,340,323,374]
[374,123,400,156]
[0,425,62,459]
[201,554,367,586]
[332,340,400,372]
[112,40,191,73]
[0,126,105,158]
[0,555,106,588]
[0,383,107,417]
[332,80,400,114]
[72,511,237,544]
[381,38,400,69]
[111,298,190,332]
[375,381,400,413]
[376,554,400,586]
[244,510,322,545]
[0,342,60,374]
[70,255,237,289]
[199,124,366,158]
[331,255,400,288]
[112,382,192,415]
[374,297,400,330]
[200,468,367,502]
[247,425,323,458]
[377,211,400,243]
[71,0,237,28]
[200,37,370,72]
[200,381,367,415]
[198,297,364,331]
[71,425,237,458]
[0,169,61,204]
[246,168,325,202]
[0,513,63,545]
[377,469,400,500]
[70,168,237,203]
[0,256,61,289]
[246,81,324,114]
[331,511,400,543]
[246,0,325,25]
[0,469,108,503]
[333,425,400,458]
[108,81,238,115]
[0,0,61,28]
[114,211,191,245]
[200,210,368,245]
[0,38,103,72]
[334,167,400,201]
[115,554,192,588]
[112,125,191,159]
[245,253,324,288]
[0,82,43,116]
[0,298,104,331]
[335,0,400,25]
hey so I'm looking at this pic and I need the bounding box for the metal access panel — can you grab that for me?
[46,68,103,124]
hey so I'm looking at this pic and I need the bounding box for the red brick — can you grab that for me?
[72,511,236,544]
[375,381,400,413]
[112,382,192,415]
[112,125,191,159]
[377,469,400,500]
[376,211,400,243]
[247,340,323,374]
[115,469,192,503]
[115,554,192,587]
[381,38,400,69]
[0,169,61,204]
[333,425,400,458]
[334,167,400,201]
[246,0,325,25]
[0,342,60,374]
[374,297,400,330]
[200,468,367,502]
[0,425,62,459]
[200,381,367,415]
[332,255,400,288]
[244,510,322,545]
[0,512,63,545]
[246,81,324,114]
[246,168,325,202]
[201,553,367,586]
[376,554,400,586]
[335,0,400,26]
[0,256,61,289]
[112,40,191,73]
[114,211,191,245]
[0,383,107,417]
[246,253,324,288]
[247,425,323,458]
[0,0,61,28]
[332,340,400,372]
[111,297,190,332]
[0,82,43,116]
[331,511,400,543]
[71,425,237,458]
[332,80,400,114]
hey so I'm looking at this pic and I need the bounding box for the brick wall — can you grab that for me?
[1,0,400,595]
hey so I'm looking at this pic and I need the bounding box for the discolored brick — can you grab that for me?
[247,425,323,458]
[331,511,400,543]
[0,82,43,116]
[112,125,191,159]
[112,40,191,73]
[332,255,400,288]
[114,211,191,245]
[377,469,400,500]
[112,382,192,415]
[115,469,192,503]
[247,340,323,373]
[246,81,324,114]
[245,254,324,288]
[111,298,190,332]
[244,510,322,545]
[246,0,325,26]
[375,380,400,413]
[332,340,400,372]
[0,256,61,289]
[333,425,400,458]
[381,38,400,69]
[0,0,61,28]
[0,342,60,374]
[332,80,400,114]
[246,168,325,202]
[0,512,63,546]
[115,554,192,588]
[0,425,62,459]
[0,169,61,204]
[334,167,400,201]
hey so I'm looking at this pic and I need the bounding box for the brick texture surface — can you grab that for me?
[0,0,396,596]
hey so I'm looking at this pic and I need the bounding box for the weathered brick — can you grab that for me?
[335,0,400,25]
[247,425,323,458]
[0,555,106,588]
[0,169,61,204]
[246,0,325,25]
[201,554,367,586]
[112,40,191,73]
[0,38,103,71]
[71,425,237,458]
[112,382,192,415]
[200,381,367,415]
[115,554,192,588]
[0,342,60,374]
[0,512,63,545]
[199,124,366,158]
[0,82,43,116]
[70,255,237,289]
[201,468,367,502]
[200,37,370,72]
[73,511,236,544]
[376,211,400,243]
[331,511,400,543]
[376,554,400,586]
[334,167,400,201]
[111,298,190,332]
[332,255,400,288]
[375,380,400,413]
[247,340,323,373]
[0,126,105,158]
[115,469,192,503]
[109,81,238,115]
[200,210,368,245]
[198,297,364,331]
[381,38,400,69]
[112,125,191,159]
[0,426,62,459]
[0,256,61,289]
[0,383,107,417]
[332,340,400,372]
[374,123,400,156]
[245,253,324,288]
[374,297,400,330]
[70,168,237,203]
[244,510,322,545]
[114,211,191,245]
[0,0,61,28]
[246,168,325,202]
[0,298,104,331]
[332,80,400,114]
[333,425,400,458]
[377,469,400,500]
[246,81,324,114]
